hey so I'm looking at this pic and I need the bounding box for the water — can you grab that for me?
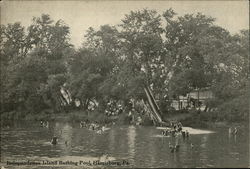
[1,121,249,168]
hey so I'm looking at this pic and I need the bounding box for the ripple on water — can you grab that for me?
[1,123,249,168]
[151,134,171,138]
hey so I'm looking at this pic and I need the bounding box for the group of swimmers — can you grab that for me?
[40,121,60,145]
[40,120,49,128]
[162,121,188,138]
[40,120,58,145]
[51,135,69,146]
[168,142,180,153]
[162,129,176,137]
[80,120,108,134]
[161,121,194,153]
[181,130,189,139]
[172,121,183,132]
[49,120,109,145]
[229,127,238,135]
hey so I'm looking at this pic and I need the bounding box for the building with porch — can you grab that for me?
[171,88,213,110]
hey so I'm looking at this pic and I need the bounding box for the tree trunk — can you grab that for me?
[84,98,89,110]
[178,96,181,110]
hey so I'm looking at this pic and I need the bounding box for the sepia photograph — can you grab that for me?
[0,0,249,168]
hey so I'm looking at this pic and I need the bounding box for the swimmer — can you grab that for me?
[191,143,194,149]
[51,136,58,145]
[102,126,105,132]
[46,121,49,128]
[234,127,238,135]
[175,144,180,152]
[40,120,43,127]
[169,142,175,153]
[182,131,186,139]
[80,121,84,128]
[186,130,189,138]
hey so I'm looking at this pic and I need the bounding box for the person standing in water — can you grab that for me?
[186,130,189,139]
[182,131,186,140]
[234,127,238,135]
[177,122,183,132]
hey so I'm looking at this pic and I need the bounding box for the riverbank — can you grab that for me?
[1,110,115,123]
[1,110,248,129]
[169,110,249,129]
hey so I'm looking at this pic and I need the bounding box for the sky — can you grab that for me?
[1,0,249,48]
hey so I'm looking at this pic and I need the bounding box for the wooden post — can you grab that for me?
[178,96,181,110]
[198,89,200,110]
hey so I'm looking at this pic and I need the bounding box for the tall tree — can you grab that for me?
[118,9,166,99]
[1,14,72,114]
[163,10,230,99]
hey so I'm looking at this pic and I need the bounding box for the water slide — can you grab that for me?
[144,86,166,125]
[142,100,158,125]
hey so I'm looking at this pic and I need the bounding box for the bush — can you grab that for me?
[142,117,154,126]
[216,94,249,122]
[117,113,131,125]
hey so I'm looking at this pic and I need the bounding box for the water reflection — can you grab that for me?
[234,134,237,143]
[228,130,238,144]
[199,135,209,167]
[56,123,73,155]
[0,121,249,168]
[146,128,157,167]
[109,127,115,153]
[127,126,136,163]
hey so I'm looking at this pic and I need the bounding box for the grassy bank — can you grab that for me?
[1,110,132,127]
[1,109,248,128]
[162,109,248,129]
[1,110,116,124]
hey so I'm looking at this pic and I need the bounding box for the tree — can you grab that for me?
[118,9,167,103]
[162,10,237,111]
[205,29,249,120]
[1,14,72,114]
[0,23,29,113]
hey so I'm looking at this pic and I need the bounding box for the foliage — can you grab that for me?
[1,10,248,123]
[1,14,71,114]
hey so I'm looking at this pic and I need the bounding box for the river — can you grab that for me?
[1,121,249,168]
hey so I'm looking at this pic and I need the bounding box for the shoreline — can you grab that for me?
[1,110,247,129]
